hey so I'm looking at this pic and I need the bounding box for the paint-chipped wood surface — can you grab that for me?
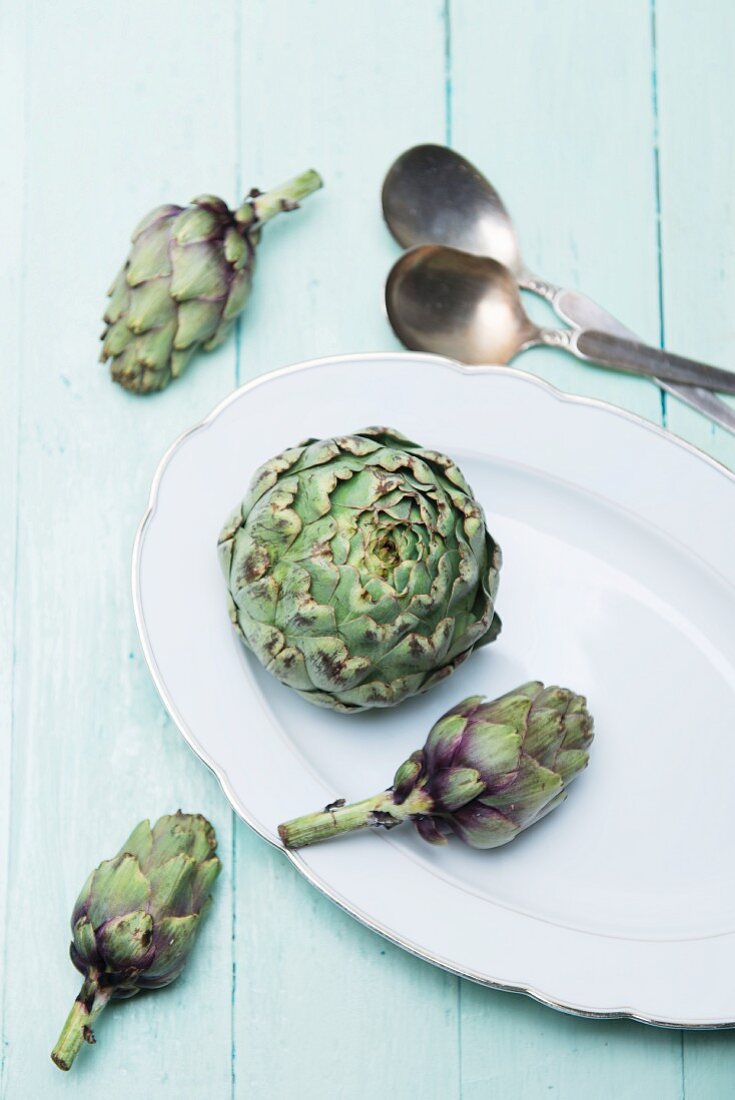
[1,2,733,1096]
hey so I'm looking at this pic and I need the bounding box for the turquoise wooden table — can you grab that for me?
[2,2,734,1096]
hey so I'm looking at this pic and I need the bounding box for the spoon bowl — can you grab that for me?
[386,244,539,365]
[382,146,735,423]
[382,144,523,274]
[386,244,735,397]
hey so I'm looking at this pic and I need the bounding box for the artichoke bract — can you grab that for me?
[278,682,593,848]
[218,427,502,712]
[101,169,322,393]
[51,812,221,1072]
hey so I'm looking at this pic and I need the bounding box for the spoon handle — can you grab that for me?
[574,329,735,397]
[522,276,735,431]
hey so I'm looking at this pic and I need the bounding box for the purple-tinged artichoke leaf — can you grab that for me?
[148,813,217,884]
[191,857,222,912]
[126,279,176,333]
[96,911,155,971]
[171,206,222,245]
[134,320,176,369]
[126,220,174,285]
[102,318,133,358]
[71,916,100,966]
[530,789,568,824]
[431,767,484,812]
[415,817,448,845]
[168,346,196,380]
[130,204,181,241]
[174,299,222,349]
[424,713,467,770]
[223,227,248,268]
[169,242,229,301]
[481,683,539,724]
[138,913,201,986]
[483,754,563,825]
[523,707,565,765]
[559,709,594,751]
[104,274,130,324]
[147,853,198,920]
[71,869,96,927]
[442,695,485,718]
[222,269,251,319]
[555,748,591,784]
[203,318,234,351]
[450,803,519,849]
[392,752,423,802]
[87,855,150,928]
[459,719,521,783]
[191,194,229,215]
[117,820,153,866]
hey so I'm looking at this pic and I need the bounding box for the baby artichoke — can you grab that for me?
[278,682,593,847]
[101,169,322,393]
[51,812,220,1071]
[218,427,501,712]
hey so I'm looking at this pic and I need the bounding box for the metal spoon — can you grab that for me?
[383,143,523,273]
[382,145,735,430]
[386,245,735,396]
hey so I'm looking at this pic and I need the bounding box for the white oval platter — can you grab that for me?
[133,352,735,1027]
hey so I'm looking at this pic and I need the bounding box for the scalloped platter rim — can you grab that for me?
[133,352,735,1028]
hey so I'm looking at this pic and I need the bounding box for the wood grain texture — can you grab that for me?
[232,0,448,373]
[655,0,735,467]
[1,1,733,1097]
[1,1,240,1095]
[450,0,664,422]
[459,989,683,1100]
[654,2,735,1093]
[0,2,26,1075]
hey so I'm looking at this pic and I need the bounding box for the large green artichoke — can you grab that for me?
[218,427,501,712]
[279,682,594,847]
[51,812,221,1071]
[101,169,322,393]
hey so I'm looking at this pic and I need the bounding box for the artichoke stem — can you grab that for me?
[241,168,323,227]
[279,787,433,849]
[51,977,112,1072]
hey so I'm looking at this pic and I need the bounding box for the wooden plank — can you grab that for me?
[0,3,26,1080]
[235,829,459,1099]
[655,0,735,469]
[450,0,664,424]
[655,1,735,1093]
[450,1,683,1094]
[460,986,683,1100]
[230,3,463,1097]
[683,1030,735,1100]
[232,1,451,376]
[1,2,240,1095]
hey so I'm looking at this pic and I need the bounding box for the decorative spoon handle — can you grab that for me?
[574,329,735,397]
[524,278,735,433]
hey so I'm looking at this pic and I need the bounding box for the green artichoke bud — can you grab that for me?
[101,169,322,393]
[51,812,221,1071]
[278,682,593,847]
[218,427,501,712]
